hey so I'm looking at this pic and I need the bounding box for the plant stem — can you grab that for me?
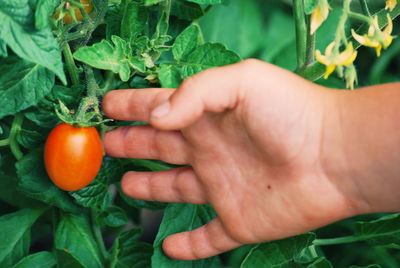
[348,11,372,24]
[84,65,99,98]
[293,0,307,69]
[62,42,80,86]
[314,235,368,246]
[9,113,24,161]
[100,71,115,96]
[151,0,172,63]
[333,0,351,48]
[0,138,9,147]
[358,0,371,17]
[90,209,109,261]
[305,24,316,67]
[83,65,103,124]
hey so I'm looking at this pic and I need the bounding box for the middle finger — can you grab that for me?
[104,125,191,165]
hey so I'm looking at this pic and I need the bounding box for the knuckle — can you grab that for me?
[174,168,192,202]
[223,223,259,244]
[179,75,199,92]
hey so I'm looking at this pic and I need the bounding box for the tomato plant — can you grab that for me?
[0,0,399,267]
[44,123,103,191]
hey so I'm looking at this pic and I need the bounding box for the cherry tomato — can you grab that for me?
[44,123,103,191]
[55,0,94,24]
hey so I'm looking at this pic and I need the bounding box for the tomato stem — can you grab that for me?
[62,42,80,86]
[90,209,109,261]
[358,0,371,17]
[84,65,99,98]
[348,11,372,24]
[314,235,369,246]
[9,113,24,161]
[0,138,9,147]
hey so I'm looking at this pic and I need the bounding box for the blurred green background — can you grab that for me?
[192,0,400,89]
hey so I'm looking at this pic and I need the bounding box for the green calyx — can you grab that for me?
[55,98,112,128]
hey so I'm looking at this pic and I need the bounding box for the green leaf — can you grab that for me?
[110,228,153,268]
[180,43,241,78]
[129,56,146,73]
[0,57,54,119]
[24,107,59,128]
[355,213,400,247]
[259,9,295,62]
[12,251,56,268]
[16,129,44,149]
[55,250,85,268]
[158,64,182,88]
[0,209,43,264]
[186,0,222,4]
[0,230,30,268]
[97,206,128,227]
[145,0,163,6]
[171,0,203,21]
[349,265,382,268]
[73,35,132,82]
[106,6,121,40]
[125,158,171,172]
[240,233,316,267]
[16,149,81,213]
[0,40,7,57]
[0,0,66,83]
[152,203,222,267]
[173,24,200,61]
[50,85,84,106]
[121,1,148,39]
[304,0,318,14]
[35,0,60,29]
[307,257,333,268]
[0,169,42,209]
[70,157,123,209]
[118,186,167,210]
[199,0,263,57]
[55,213,103,268]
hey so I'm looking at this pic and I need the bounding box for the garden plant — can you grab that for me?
[0,0,400,267]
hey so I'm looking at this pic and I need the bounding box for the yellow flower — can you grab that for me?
[385,0,397,11]
[315,41,358,79]
[351,14,394,56]
[310,0,330,34]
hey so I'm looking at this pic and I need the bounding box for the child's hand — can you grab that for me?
[102,59,377,260]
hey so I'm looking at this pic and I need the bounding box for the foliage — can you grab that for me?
[0,0,399,267]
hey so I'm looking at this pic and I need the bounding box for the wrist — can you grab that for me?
[319,88,373,216]
[321,84,400,215]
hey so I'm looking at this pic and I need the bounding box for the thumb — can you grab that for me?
[150,59,253,130]
[162,218,242,260]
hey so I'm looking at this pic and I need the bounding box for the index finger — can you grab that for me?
[102,88,174,122]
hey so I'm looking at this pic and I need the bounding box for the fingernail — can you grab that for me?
[151,101,170,118]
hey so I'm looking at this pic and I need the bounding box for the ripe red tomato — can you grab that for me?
[44,123,103,191]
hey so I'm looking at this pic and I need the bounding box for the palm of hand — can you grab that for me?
[103,60,355,260]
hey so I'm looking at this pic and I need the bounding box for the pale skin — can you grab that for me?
[102,59,400,260]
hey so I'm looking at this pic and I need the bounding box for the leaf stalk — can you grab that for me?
[9,113,24,160]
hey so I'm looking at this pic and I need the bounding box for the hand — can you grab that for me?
[102,59,366,260]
